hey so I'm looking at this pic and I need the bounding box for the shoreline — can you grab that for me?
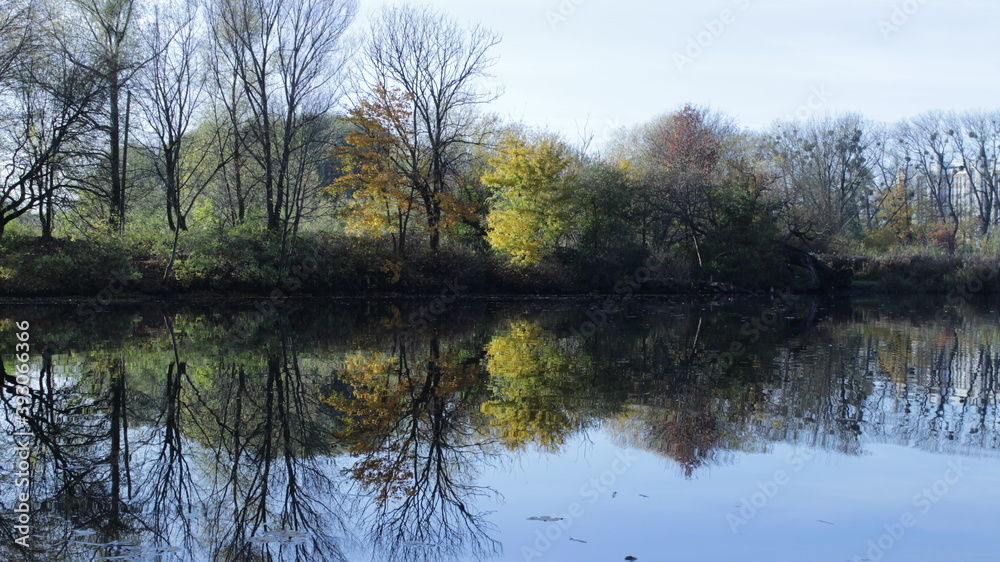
[0,286,947,306]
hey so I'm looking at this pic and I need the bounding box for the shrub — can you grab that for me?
[0,235,137,295]
[172,226,282,291]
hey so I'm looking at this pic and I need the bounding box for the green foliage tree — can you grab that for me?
[699,181,783,288]
[574,159,648,282]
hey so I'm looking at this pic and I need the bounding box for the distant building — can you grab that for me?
[908,160,986,220]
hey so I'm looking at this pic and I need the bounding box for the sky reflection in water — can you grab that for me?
[0,297,998,561]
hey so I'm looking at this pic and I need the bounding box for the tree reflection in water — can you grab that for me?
[192,319,350,561]
[326,329,501,562]
[0,311,352,562]
[0,297,997,561]
[480,320,587,452]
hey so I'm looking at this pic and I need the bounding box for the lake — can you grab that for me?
[1,295,998,561]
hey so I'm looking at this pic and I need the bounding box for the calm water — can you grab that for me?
[1,296,999,561]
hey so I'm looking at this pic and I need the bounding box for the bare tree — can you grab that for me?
[0,1,102,239]
[209,0,356,263]
[363,5,500,251]
[205,20,258,228]
[141,0,203,234]
[898,112,962,245]
[0,0,32,83]
[953,111,1000,236]
[139,0,226,279]
[56,0,149,234]
[769,115,872,246]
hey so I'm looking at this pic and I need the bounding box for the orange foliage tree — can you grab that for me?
[327,88,420,257]
[329,86,480,258]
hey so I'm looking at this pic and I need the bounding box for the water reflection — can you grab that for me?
[0,297,997,561]
[482,321,587,452]
[326,334,501,561]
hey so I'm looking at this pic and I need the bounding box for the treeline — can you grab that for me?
[1,0,998,296]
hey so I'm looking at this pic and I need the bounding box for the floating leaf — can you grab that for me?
[252,529,308,543]
[270,530,308,538]
[402,541,437,547]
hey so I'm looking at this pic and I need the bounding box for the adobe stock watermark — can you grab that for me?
[673,0,752,73]
[879,0,929,41]
[569,253,666,340]
[935,264,997,321]
[782,85,834,123]
[545,0,591,30]
[850,459,968,562]
[390,279,467,342]
[9,320,34,548]
[726,448,815,533]
[716,289,798,371]
[521,449,639,560]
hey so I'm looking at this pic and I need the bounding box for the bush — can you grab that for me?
[0,235,137,295]
[846,249,975,293]
[172,226,282,291]
[700,189,784,291]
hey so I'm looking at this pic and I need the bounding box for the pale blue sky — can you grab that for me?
[359,0,1000,147]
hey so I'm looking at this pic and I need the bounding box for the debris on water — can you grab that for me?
[251,529,309,543]
[527,515,563,522]
[74,540,136,549]
[569,537,587,543]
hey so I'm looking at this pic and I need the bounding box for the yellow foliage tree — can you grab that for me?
[866,180,917,250]
[481,321,582,451]
[482,133,578,265]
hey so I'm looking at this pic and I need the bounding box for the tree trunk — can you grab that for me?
[108,79,123,232]
[781,244,853,291]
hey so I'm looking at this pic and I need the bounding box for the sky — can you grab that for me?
[357,0,1000,149]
